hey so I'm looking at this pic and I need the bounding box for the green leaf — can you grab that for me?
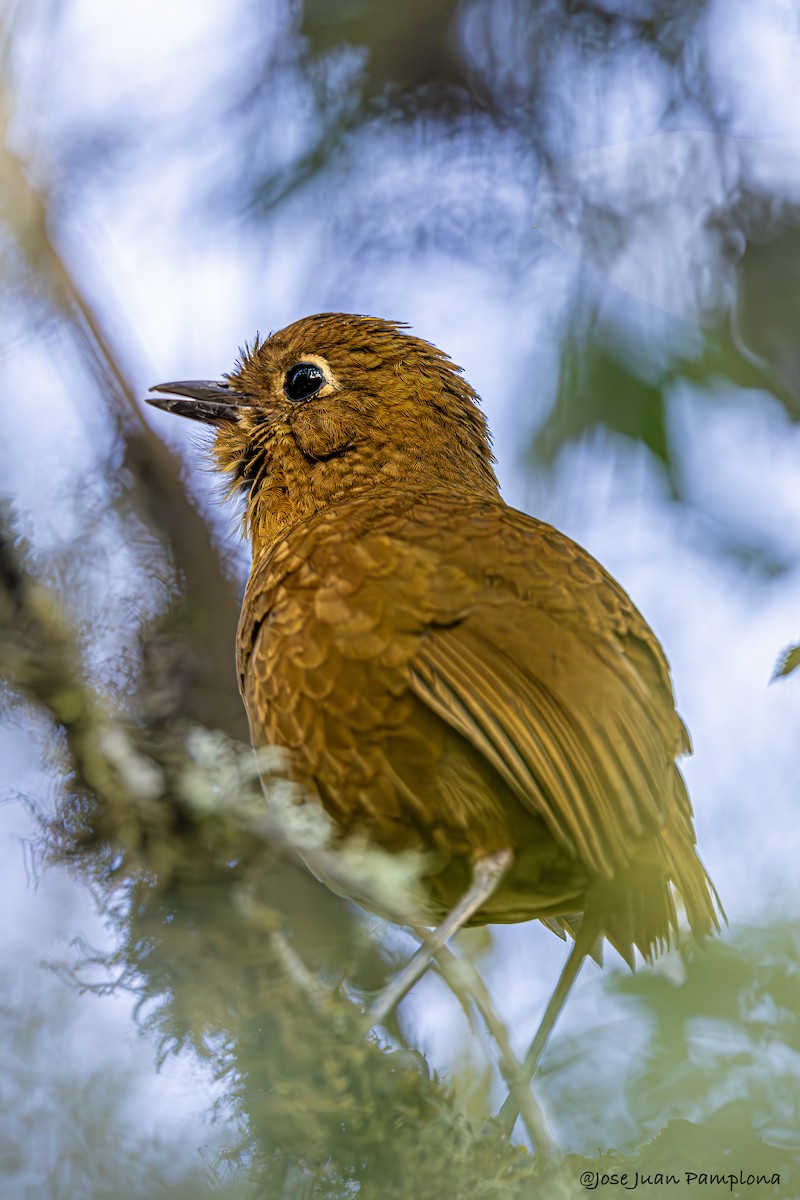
[772,644,800,682]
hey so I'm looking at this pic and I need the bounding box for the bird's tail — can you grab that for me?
[587,770,724,967]
[661,772,725,940]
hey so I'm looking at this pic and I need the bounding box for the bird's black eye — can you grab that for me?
[284,361,325,402]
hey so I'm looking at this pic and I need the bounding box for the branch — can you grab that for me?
[0,88,246,737]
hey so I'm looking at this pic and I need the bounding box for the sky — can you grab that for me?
[2,0,800,1183]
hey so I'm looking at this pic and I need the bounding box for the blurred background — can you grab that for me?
[2,0,800,1196]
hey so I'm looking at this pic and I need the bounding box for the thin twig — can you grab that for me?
[270,930,332,1017]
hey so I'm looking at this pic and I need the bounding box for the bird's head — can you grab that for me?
[148,312,499,552]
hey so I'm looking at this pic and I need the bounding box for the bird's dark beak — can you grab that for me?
[146,380,252,425]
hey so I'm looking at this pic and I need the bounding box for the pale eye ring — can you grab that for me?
[284,361,325,402]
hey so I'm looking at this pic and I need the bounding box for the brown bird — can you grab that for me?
[147,313,721,1131]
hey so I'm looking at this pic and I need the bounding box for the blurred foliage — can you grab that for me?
[526,932,800,1197]
[265,0,718,147]
[534,336,674,483]
[0,975,229,1200]
[734,223,800,405]
[302,0,471,102]
[531,311,800,506]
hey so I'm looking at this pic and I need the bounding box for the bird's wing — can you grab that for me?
[394,498,691,881]
[409,614,668,879]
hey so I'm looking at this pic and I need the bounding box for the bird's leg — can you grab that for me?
[431,940,558,1157]
[495,915,602,1137]
[367,847,514,1025]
